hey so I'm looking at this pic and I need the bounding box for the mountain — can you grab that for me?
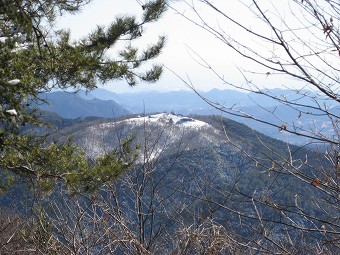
[36,88,338,145]
[79,88,330,113]
[80,89,209,114]
[77,88,338,145]
[79,88,253,114]
[44,113,328,249]
[50,112,323,193]
[37,91,130,119]
[52,113,236,158]
[49,112,325,202]
[69,112,328,165]
[2,112,332,252]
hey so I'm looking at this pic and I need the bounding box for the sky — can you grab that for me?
[56,0,325,94]
[56,0,251,93]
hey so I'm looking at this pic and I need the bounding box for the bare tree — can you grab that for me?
[166,0,339,253]
[0,208,35,254]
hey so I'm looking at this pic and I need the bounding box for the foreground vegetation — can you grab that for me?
[0,0,339,254]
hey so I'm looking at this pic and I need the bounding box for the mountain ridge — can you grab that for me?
[40,88,337,145]
[37,91,130,119]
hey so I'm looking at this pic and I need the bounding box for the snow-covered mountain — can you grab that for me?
[10,112,329,248]
[53,113,239,160]
[51,112,320,169]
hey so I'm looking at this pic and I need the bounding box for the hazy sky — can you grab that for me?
[56,0,307,93]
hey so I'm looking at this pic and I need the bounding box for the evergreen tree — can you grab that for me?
[0,0,167,192]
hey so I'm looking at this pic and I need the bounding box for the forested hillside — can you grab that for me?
[2,113,333,253]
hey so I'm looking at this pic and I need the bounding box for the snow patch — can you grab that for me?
[73,113,225,160]
[123,113,210,130]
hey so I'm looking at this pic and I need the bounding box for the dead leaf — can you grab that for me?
[312,179,319,187]
[279,123,287,132]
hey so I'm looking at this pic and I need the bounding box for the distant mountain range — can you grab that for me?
[37,88,338,145]
[78,87,337,113]
[37,91,130,119]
